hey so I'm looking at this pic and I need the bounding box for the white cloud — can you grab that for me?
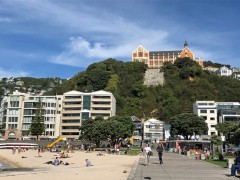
[0,67,29,78]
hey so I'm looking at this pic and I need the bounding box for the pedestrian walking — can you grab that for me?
[156,142,164,164]
[144,143,152,165]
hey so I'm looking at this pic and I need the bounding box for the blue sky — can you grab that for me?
[0,0,239,79]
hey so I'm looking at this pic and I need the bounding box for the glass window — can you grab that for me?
[10,101,19,107]
[83,95,91,110]
[9,109,19,115]
[200,110,207,113]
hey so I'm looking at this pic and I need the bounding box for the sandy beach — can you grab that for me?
[0,149,140,180]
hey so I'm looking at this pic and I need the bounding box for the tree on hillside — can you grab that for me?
[169,113,208,139]
[29,101,45,140]
[174,57,202,79]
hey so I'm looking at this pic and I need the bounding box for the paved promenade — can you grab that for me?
[128,151,237,180]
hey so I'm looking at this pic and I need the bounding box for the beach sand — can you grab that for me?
[0,149,139,180]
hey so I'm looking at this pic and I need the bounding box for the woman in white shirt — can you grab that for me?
[144,143,152,165]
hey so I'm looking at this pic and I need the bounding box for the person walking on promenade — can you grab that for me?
[144,143,152,165]
[231,150,240,176]
[156,142,164,164]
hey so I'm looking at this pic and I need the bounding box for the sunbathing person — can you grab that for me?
[57,152,69,158]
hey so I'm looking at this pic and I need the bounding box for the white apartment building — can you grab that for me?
[0,90,62,140]
[0,90,116,140]
[193,101,218,136]
[143,118,164,142]
[61,90,116,140]
[193,101,240,136]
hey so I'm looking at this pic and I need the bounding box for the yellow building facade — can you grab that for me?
[132,41,204,68]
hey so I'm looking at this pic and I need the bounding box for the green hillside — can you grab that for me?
[44,58,240,122]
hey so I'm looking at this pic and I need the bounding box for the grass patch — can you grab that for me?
[204,159,228,168]
[127,149,142,156]
[120,148,142,156]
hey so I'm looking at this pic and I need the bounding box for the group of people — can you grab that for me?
[143,142,164,165]
[48,157,92,167]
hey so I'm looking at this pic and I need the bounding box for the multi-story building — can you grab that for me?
[0,90,116,140]
[193,101,240,136]
[132,41,204,68]
[217,102,240,123]
[0,90,62,140]
[143,118,164,142]
[60,90,116,140]
[193,101,218,136]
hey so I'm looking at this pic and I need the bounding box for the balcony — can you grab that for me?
[63,98,82,102]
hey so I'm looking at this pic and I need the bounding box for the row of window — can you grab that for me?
[200,109,215,113]
[45,124,55,129]
[8,117,18,122]
[8,124,18,129]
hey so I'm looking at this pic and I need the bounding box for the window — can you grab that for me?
[61,132,79,135]
[210,117,215,120]
[23,117,32,123]
[9,117,18,122]
[8,124,18,129]
[62,120,80,123]
[10,101,19,107]
[210,110,215,113]
[9,109,19,115]
[10,96,19,101]
[211,125,216,128]
[200,110,207,113]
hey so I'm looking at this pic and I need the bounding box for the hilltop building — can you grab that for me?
[132,41,204,68]
[0,90,116,140]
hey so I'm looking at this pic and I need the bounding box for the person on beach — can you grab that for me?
[53,157,60,166]
[12,146,16,154]
[18,146,21,154]
[85,159,92,167]
[144,143,151,165]
[38,146,41,157]
[156,142,164,164]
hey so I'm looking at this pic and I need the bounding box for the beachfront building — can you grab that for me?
[193,101,240,137]
[0,90,116,140]
[60,90,116,140]
[132,41,204,68]
[0,90,62,140]
[143,118,164,143]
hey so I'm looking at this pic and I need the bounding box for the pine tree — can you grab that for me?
[29,100,45,140]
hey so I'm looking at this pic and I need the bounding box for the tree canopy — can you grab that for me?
[79,116,134,147]
[169,113,208,139]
